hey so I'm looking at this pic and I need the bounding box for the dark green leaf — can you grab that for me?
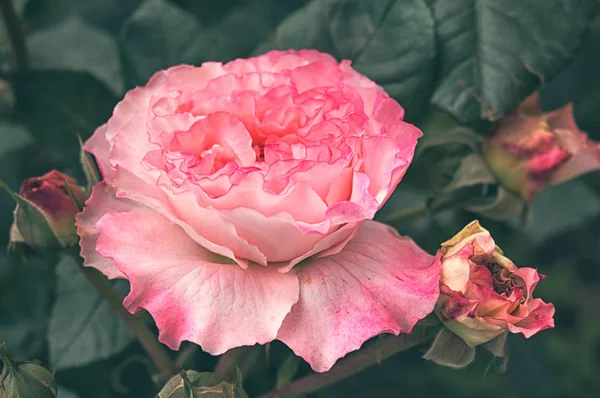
[254,0,436,121]
[275,353,301,389]
[541,14,600,137]
[0,122,32,158]
[428,0,596,125]
[0,253,56,361]
[119,0,205,87]
[27,16,124,94]
[9,70,118,169]
[120,0,307,87]
[48,255,133,370]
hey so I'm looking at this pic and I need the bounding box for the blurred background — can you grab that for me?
[1,0,599,397]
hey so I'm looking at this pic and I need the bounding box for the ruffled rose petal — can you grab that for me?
[506,298,555,338]
[277,220,441,372]
[76,182,147,279]
[112,167,267,267]
[95,211,299,354]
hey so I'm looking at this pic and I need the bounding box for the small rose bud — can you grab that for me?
[483,93,600,202]
[158,370,248,398]
[0,343,57,398]
[1,171,86,251]
[434,221,555,348]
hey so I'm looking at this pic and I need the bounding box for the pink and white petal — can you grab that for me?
[282,221,363,272]
[217,207,329,263]
[506,298,555,338]
[113,167,267,266]
[277,220,441,372]
[76,182,148,279]
[95,211,299,354]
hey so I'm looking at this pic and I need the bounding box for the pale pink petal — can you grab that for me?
[277,221,441,372]
[95,211,299,354]
[112,167,267,266]
[75,182,147,279]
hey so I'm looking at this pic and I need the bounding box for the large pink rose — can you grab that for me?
[77,50,441,372]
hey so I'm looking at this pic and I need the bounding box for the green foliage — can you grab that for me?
[47,255,134,370]
[428,0,597,125]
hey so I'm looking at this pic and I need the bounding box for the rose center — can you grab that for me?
[484,262,515,295]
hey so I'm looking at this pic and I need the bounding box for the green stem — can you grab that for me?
[260,326,438,398]
[0,0,29,70]
[80,266,177,383]
[214,345,263,381]
[174,344,199,369]
[381,203,429,225]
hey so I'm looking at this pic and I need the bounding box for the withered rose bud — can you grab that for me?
[0,343,57,398]
[158,370,248,398]
[12,170,86,250]
[483,93,600,202]
[435,221,554,348]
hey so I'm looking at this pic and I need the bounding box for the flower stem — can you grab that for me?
[174,344,199,369]
[260,326,438,397]
[0,0,29,70]
[214,345,263,381]
[381,203,429,225]
[80,266,177,383]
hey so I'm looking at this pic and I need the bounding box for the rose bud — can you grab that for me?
[8,170,86,250]
[0,343,57,398]
[158,370,248,398]
[435,221,554,348]
[483,92,600,202]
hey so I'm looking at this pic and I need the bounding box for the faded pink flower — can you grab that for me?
[484,92,600,202]
[76,50,441,372]
[435,221,554,347]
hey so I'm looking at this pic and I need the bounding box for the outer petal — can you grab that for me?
[75,182,146,279]
[84,124,113,180]
[506,298,555,338]
[95,211,299,354]
[277,220,441,372]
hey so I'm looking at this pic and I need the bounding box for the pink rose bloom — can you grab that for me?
[484,92,600,202]
[76,50,441,372]
[435,221,555,347]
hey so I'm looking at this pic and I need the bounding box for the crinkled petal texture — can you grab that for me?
[77,50,433,371]
[436,221,555,347]
[82,49,421,266]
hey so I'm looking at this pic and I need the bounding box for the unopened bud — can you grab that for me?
[1,171,87,251]
[0,343,57,398]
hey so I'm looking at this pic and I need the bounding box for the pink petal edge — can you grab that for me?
[277,220,441,372]
[94,210,300,354]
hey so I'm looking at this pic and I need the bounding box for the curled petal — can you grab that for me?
[95,211,299,354]
[506,298,555,338]
[277,220,441,372]
[76,182,147,279]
